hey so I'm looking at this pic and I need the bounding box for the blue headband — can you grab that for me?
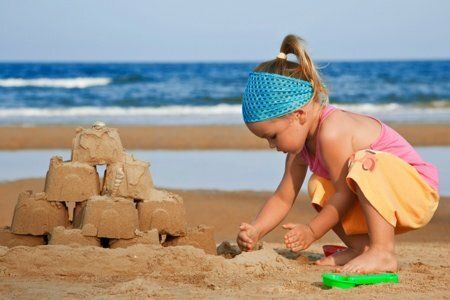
[242,72,314,123]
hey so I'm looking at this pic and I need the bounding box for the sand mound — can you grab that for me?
[1,242,449,298]
[0,242,312,281]
[1,179,449,297]
[0,244,224,280]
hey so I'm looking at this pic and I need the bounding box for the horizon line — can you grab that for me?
[0,57,450,64]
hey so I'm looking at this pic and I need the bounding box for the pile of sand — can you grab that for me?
[1,175,449,297]
[0,242,449,298]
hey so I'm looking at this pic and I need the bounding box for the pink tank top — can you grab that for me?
[300,105,439,191]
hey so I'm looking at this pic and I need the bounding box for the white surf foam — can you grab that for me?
[0,104,241,117]
[0,77,111,88]
[0,103,449,124]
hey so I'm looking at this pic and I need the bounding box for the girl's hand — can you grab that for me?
[236,222,260,251]
[282,223,316,252]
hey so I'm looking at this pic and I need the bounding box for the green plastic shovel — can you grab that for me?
[322,273,399,289]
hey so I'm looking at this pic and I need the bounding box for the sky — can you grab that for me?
[0,0,449,62]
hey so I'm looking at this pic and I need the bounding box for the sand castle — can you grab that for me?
[1,122,216,254]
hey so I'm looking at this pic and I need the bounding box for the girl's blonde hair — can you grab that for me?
[254,34,329,106]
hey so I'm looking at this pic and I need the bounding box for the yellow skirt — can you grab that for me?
[308,149,439,235]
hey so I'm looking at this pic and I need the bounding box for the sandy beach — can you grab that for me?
[0,123,449,150]
[0,122,449,298]
[0,178,449,298]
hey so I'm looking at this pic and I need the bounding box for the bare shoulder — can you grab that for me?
[318,110,353,145]
[319,108,382,153]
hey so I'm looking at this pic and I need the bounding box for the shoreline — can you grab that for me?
[1,178,449,243]
[0,123,449,150]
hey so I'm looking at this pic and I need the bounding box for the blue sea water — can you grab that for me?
[0,61,449,125]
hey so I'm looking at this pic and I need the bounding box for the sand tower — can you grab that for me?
[0,122,216,255]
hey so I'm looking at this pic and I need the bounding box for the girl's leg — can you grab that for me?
[309,174,369,266]
[338,185,398,273]
[316,224,369,266]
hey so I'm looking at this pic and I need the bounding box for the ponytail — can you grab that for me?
[254,34,328,106]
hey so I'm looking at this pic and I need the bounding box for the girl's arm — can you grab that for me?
[251,153,308,239]
[307,121,357,239]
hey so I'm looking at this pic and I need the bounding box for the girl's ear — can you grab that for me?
[292,109,307,125]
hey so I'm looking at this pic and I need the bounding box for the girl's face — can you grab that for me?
[246,109,310,155]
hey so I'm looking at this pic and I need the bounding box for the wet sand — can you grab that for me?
[0,178,449,298]
[0,123,449,150]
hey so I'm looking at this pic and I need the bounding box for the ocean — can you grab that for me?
[0,61,449,125]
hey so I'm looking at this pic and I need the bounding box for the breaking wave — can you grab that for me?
[0,77,111,88]
[0,103,449,125]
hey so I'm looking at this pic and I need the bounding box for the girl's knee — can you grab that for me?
[308,174,335,212]
[308,174,334,198]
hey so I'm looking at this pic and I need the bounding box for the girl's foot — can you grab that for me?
[316,247,365,266]
[337,247,398,274]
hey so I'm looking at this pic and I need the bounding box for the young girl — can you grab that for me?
[237,34,440,274]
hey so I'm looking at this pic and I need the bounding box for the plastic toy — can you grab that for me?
[322,273,399,289]
[323,244,348,257]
